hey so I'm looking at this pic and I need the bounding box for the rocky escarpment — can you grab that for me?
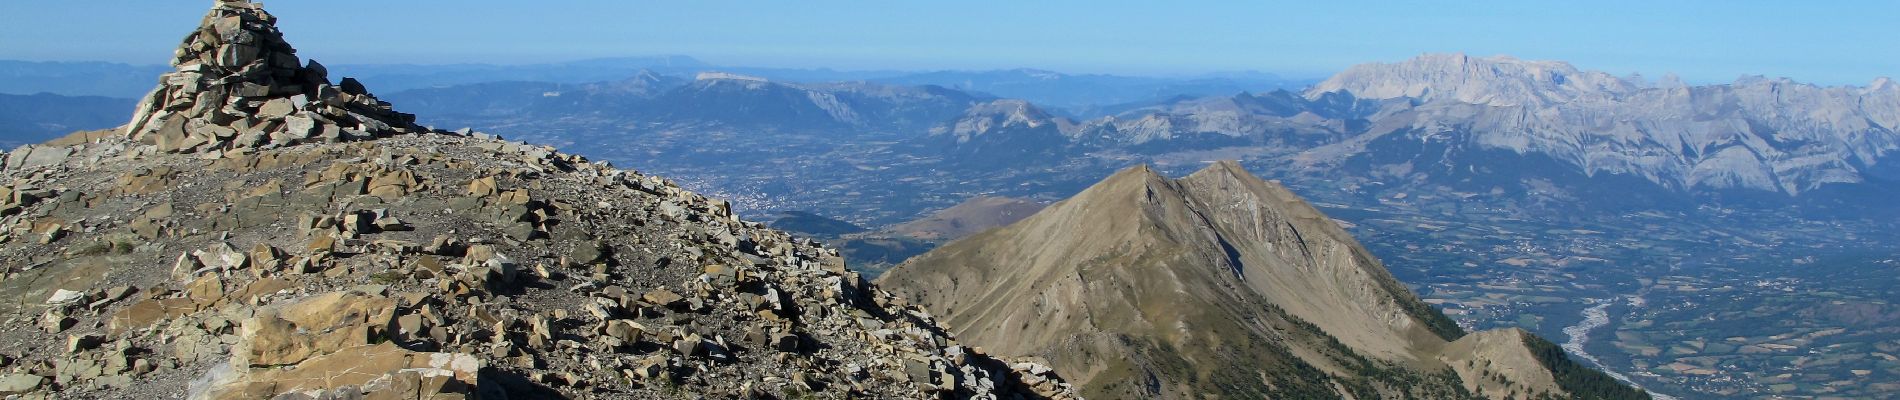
[1310,53,1645,107]
[0,1,1074,399]
[1303,53,1900,195]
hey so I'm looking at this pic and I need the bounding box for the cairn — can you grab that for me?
[124,0,426,156]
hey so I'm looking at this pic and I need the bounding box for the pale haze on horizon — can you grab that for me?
[1,0,1894,85]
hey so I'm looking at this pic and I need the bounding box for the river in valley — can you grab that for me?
[1561,297,1678,400]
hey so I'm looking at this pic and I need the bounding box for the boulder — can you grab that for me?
[467,177,499,197]
[0,374,43,395]
[258,98,294,118]
[199,343,481,400]
[642,289,685,308]
[234,290,396,367]
[5,145,73,170]
[45,289,87,305]
[604,320,645,343]
[568,241,606,266]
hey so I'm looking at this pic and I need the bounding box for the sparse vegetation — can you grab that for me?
[1522,333,1649,400]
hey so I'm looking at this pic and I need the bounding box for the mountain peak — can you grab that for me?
[625,68,663,83]
[878,162,1637,398]
[1186,159,1250,180]
[1309,53,1636,106]
[935,99,1063,140]
[1088,164,1169,193]
[122,0,424,156]
[694,71,769,82]
[1871,76,1896,91]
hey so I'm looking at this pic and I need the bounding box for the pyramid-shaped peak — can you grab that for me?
[1079,164,1171,196]
[1187,160,1250,179]
[1074,163,1280,207]
[1872,77,1897,91]
[1176,161,1307,204]
[1034,164,1188,233]
[122,0,427,156]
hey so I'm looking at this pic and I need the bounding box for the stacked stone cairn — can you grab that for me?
[124,0,427,156]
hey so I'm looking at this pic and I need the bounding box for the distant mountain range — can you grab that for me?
[307,54,1900,232]
[0,57,1312,110]
[9,51,1895,220]
[1307,54,1900,196]
[387,72,989,135]
[0,60,172,98]
[0,92,135,148]
[874,68,1311,110]
[915,54,1900,211]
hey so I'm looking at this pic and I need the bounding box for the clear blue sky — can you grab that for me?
[1,1,1894,84]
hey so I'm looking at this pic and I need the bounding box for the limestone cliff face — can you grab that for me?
[880,161,1625,399]
[1310,53,1643,107]
[933,100,1066,141]
[1303,54,1900,195]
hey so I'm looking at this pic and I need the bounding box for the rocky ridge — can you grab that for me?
[0,1,1074,399]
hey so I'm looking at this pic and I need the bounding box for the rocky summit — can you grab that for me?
[0,1,1073,399]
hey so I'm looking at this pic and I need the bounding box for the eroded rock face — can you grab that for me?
[232,289,396,368]
[197,342,482,400]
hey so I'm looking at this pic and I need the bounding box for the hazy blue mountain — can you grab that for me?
[876,68,1317,110]
[387,72,989,135]
[0,60,172,98]
[328,56,711,92]
[0,92,135,147]
[331,58,928,93]
[0,57,710,99]
[3,57,1315,109]
[382,69,689,121]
